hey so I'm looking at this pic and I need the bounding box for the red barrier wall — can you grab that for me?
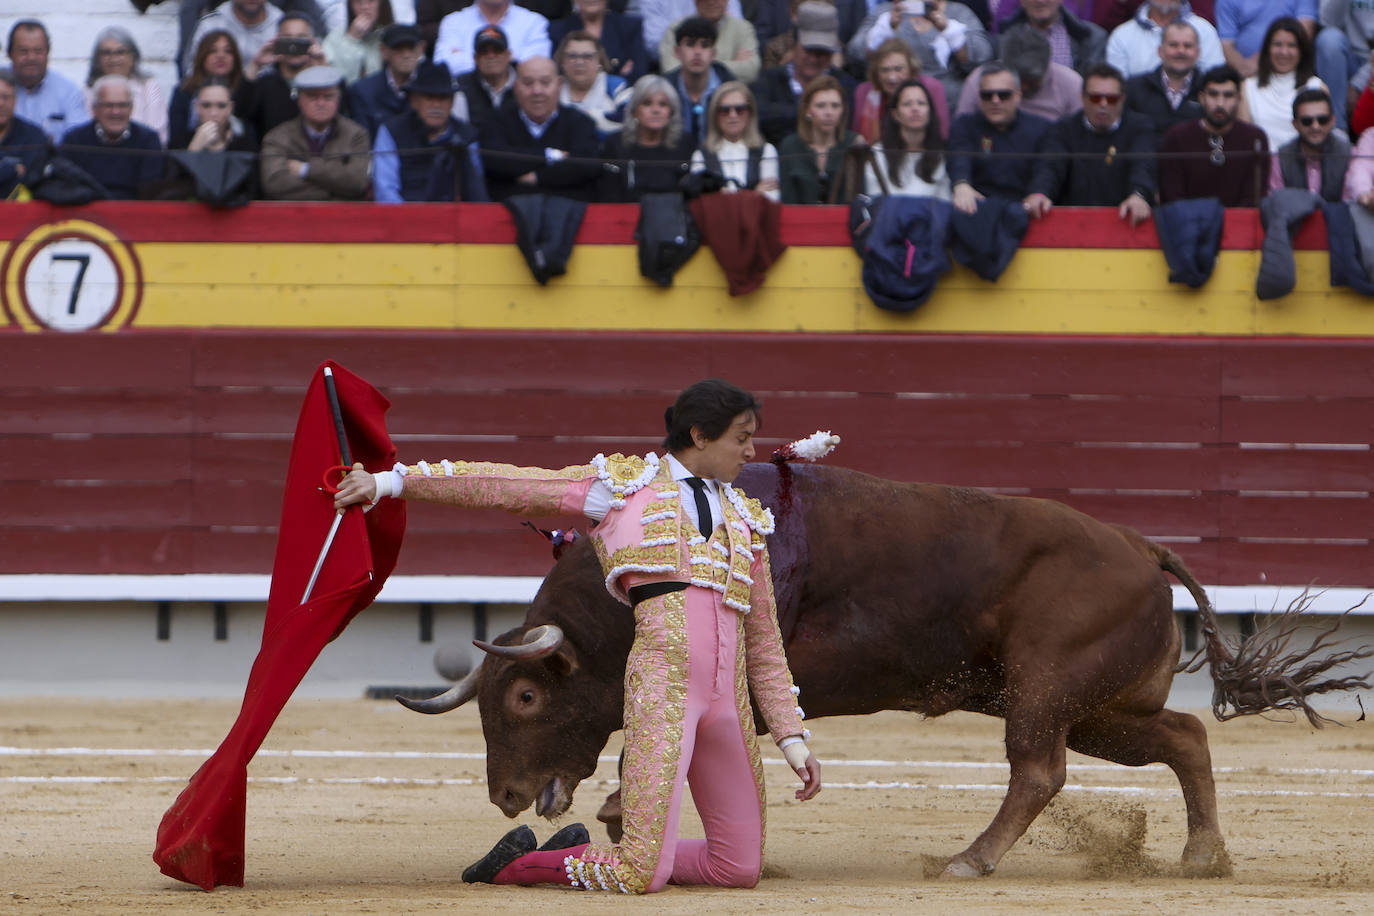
[3,330,1371,587]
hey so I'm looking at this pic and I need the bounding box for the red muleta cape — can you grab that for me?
[152,362,405,890]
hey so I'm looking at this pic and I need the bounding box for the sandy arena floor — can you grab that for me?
[2,698,1373,914]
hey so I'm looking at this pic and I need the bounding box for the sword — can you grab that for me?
[302,367,354,604]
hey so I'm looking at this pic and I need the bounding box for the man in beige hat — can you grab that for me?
[260,64,372,199]
[752,1,856,143]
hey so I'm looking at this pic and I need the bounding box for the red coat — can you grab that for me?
[688,189,787,296]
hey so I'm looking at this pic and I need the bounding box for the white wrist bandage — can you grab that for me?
[371,471,394,504]
[779,738,810,772]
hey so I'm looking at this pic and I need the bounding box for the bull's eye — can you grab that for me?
[508,678,542,716]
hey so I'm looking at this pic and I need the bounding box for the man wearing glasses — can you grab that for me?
[1158,63,1269,206]
[948,61,1052,213]
[1024,63,1156,225]
[57,75,164,199]
[1269,88,1350,201]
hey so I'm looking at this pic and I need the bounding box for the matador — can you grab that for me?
[333,379,821,893]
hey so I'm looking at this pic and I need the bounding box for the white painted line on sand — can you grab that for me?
[4,746,1372,779]
[4,774,1373,799]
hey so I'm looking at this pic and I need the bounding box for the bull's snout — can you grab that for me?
[486,776,571,819]
[490,783,529,818]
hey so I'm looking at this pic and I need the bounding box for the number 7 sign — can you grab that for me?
[1,220,142,332]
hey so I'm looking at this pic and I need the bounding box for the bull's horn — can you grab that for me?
[396,663,482,715]
[474,624,565,660]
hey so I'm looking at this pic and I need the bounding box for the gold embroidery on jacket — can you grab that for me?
[565,592,689,893]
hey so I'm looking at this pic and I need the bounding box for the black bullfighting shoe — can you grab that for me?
[537,823,590,851]
[462,825,537,883]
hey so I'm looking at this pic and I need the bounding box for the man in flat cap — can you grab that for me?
[455,25,519,130]
[349,22,427,138]
[374,60,487,201]
[260,64,372,199]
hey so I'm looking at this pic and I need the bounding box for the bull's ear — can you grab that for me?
[545,642,580,679]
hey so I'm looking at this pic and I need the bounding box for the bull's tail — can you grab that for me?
[1149,537,1373,727]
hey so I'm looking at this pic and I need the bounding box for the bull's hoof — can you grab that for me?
[462,825,536,884]
[537,823,590,851]
[596,789,624,843]
[940,855,994,879]
[1181,837,1232,878]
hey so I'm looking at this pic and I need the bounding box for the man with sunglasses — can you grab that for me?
[948,61,1052,213]
[1267,87,1350,200]
[1025,62,1156,224]
[1158,63,1269,206]
[953,26,1084,121]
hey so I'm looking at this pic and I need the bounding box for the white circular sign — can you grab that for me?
[22,238,121,332]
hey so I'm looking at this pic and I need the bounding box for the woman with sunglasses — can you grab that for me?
[1237,17,1328,151]
[864,77,950,199]
[86,27,167,145]
[689,81,780,199]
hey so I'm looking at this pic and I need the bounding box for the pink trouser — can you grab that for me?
[495,583,765,892]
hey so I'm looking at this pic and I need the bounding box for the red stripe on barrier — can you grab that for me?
[0,201,1333,249]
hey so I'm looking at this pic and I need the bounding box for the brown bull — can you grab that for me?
[402,461,1371,878]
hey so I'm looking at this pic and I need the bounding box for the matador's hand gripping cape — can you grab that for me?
[153,362,405,890]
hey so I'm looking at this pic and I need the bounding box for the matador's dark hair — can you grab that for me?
[662,379,762,452]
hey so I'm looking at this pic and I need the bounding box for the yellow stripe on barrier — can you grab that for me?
[125,243,1374,336]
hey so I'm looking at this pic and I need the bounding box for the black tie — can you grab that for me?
[686,477,712,538]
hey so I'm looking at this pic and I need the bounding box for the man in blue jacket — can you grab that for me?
[948,62,1051,213]
[348,23,426,139]
[59,75,164,199]
[373,60,487,202]
[0,70,48,197]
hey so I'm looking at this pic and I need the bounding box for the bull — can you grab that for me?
[400,461,1371,878]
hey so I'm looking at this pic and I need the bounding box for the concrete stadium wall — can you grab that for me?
[0,599,531,697]
[1,0,180,99]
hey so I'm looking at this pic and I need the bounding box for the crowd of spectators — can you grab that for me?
[2,0,1372,213]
